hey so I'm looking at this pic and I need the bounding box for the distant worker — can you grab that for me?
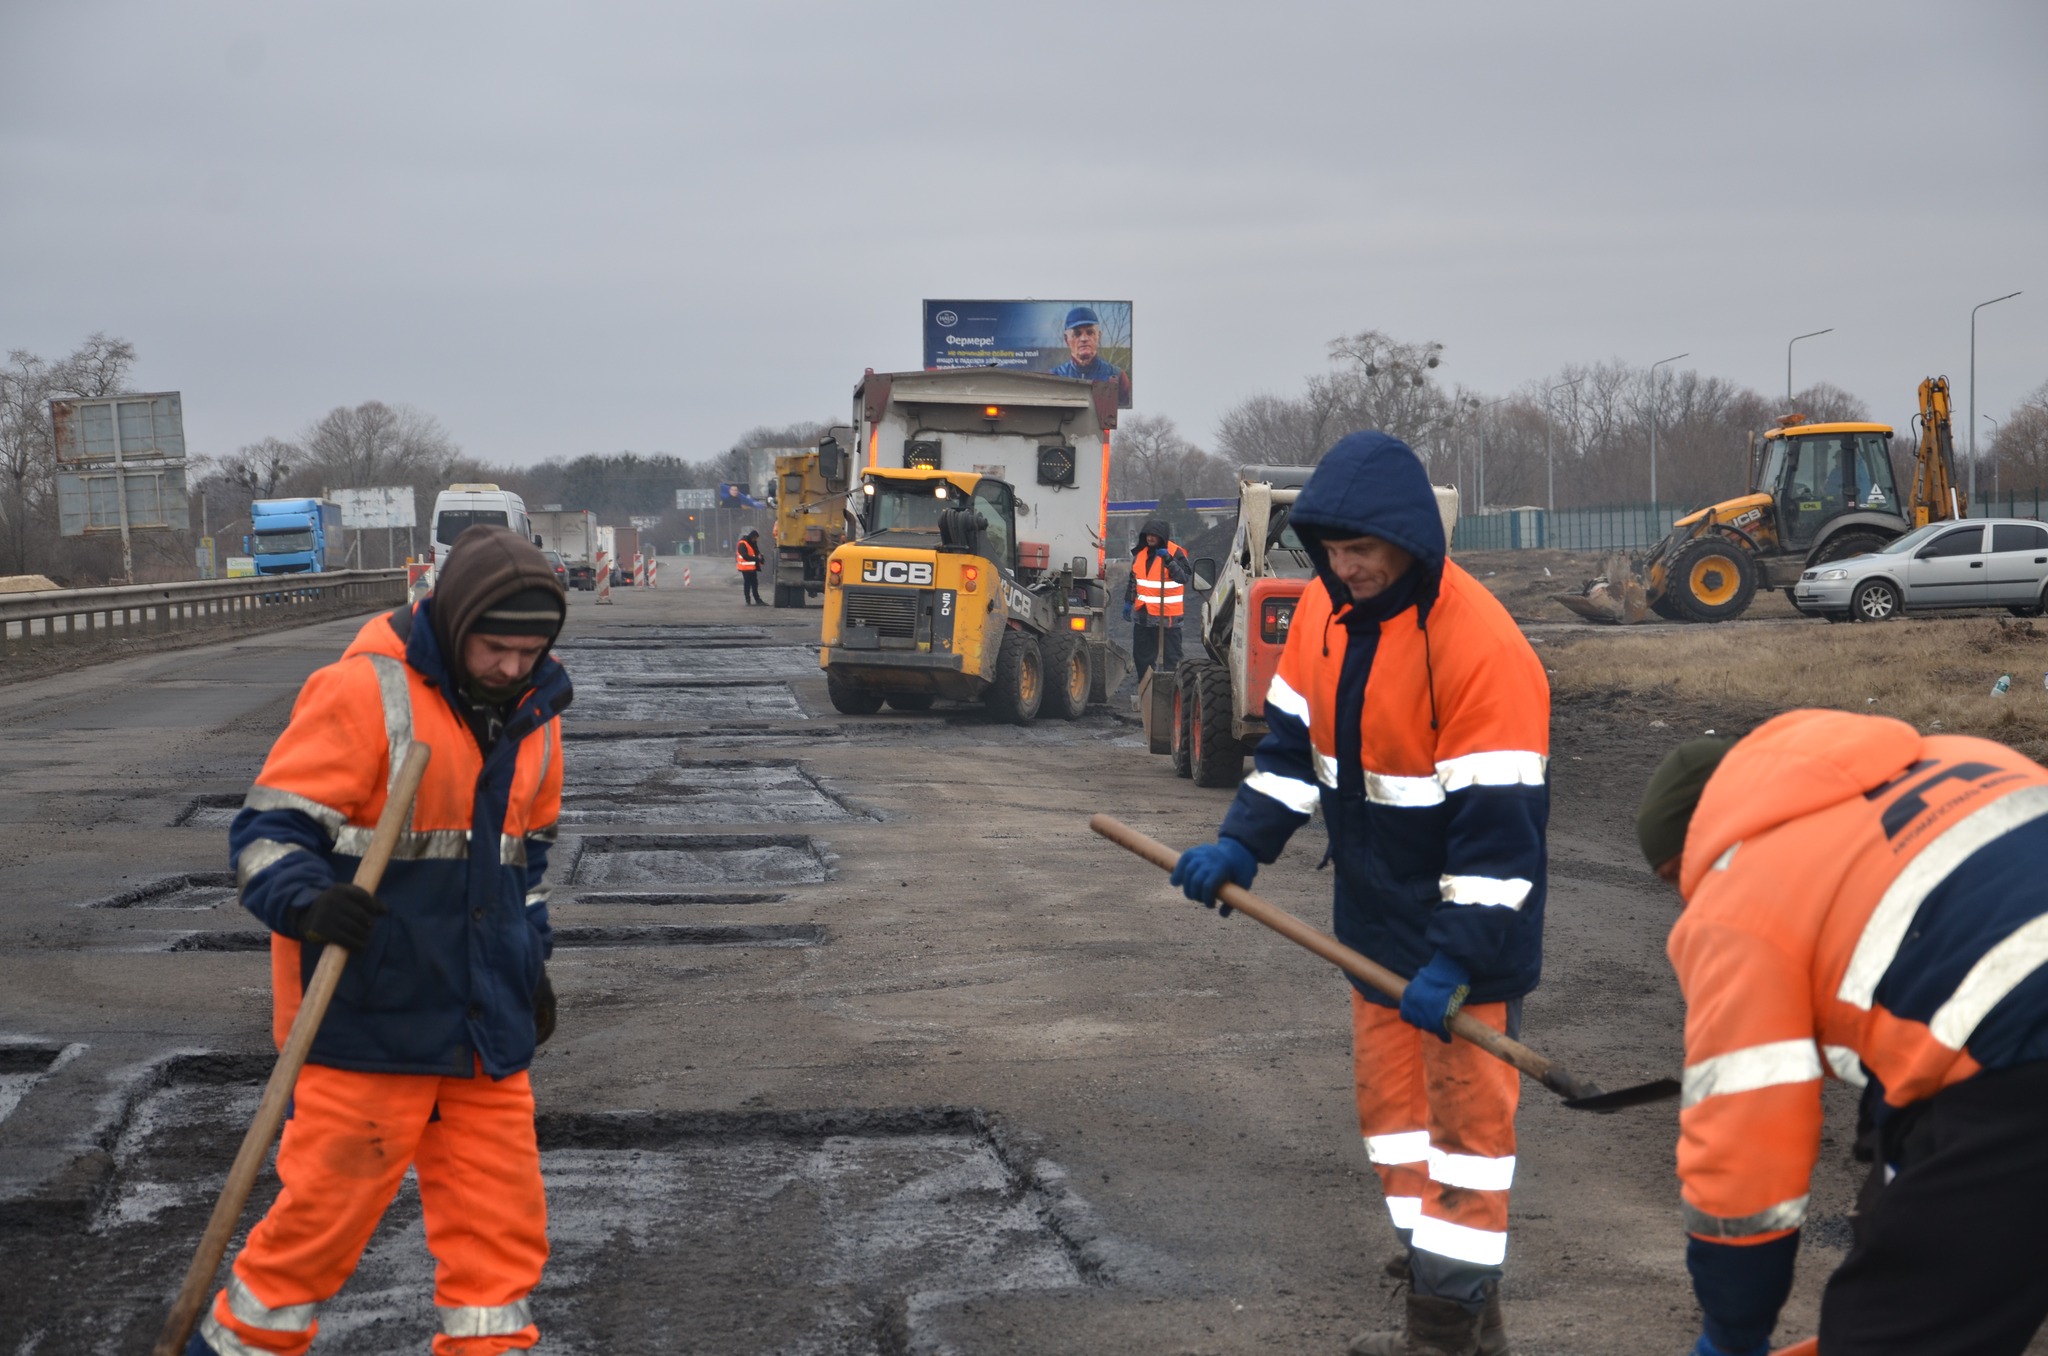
[1169,432,1548,1356]
[1047,305,1133,405]
[737,528,764,605]
[196,526,570,1356]
[1638,711,2048,1356]
[1123,516,1190,689]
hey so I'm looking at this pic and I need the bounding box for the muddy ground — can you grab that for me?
[0,577,2035,1353]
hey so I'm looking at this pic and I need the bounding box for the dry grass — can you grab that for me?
[1453,549,1804,624]
[1542,614,2048,758]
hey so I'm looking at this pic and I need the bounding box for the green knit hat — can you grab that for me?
[1636,737,1738,869]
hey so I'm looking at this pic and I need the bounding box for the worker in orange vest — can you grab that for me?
[1639,710,2048,1356]
[736,528,764,605]
[195,526,569,1356]
[1122,515,1190,686]
[1171,433,1548,1356]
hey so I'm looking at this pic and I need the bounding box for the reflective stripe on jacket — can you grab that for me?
[1671,710,2048,1251]
[1220,558,1550,1002]
[736,539,760,572]
[1129,542,1188,620]
[228,602,570,1077]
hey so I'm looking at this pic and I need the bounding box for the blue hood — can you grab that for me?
[1289,432,1445,615]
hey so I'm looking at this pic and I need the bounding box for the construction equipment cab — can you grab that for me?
[1559,384,1967,624]
[769,432,854,608]
[818,368,1129,723]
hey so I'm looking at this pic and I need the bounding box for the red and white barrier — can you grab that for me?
[646,556,658,587]
[596,550,613,605]
[681,567,692,588]
[633,552,648,588]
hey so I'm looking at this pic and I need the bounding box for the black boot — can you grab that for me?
[1347,1293,1483,1356]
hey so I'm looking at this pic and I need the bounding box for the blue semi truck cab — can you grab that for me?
[248,497,344,574]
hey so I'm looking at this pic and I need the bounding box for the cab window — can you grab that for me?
[972,481,1015,567]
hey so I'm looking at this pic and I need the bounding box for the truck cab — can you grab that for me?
[249,497,341,575]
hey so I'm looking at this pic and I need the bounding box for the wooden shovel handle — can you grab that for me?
[154,744,433,1356]
[1088,814,1603,1102]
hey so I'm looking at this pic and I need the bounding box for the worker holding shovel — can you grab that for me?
[191,526,571,1356]
[1170,432,1550,1356]
[1640,713,2048,1356]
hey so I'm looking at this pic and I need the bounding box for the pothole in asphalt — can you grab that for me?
[79,872,238,910]
[171,795,242,830]
[0,1040,73,1125]
[556,645,817,679]
[561,754,868,824]
[564,833,832,887]
[569,890,788,907]
[162,923,825,953]
[570,681,806,723]
[26,1057,1102,1355]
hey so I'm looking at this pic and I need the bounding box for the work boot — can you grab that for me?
[1383,1245,1411,1280]
[1347,1293,1484,1356]
[1478,1286,1512,1356]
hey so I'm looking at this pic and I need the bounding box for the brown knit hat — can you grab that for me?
[431,525,567,685]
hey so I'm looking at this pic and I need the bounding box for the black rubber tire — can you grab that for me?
[1649,590,1688,622]
[1813,531,1893,565]
[883,692,935,711]
[1824,611,1853,624]
[1190,662,1246,788]
[1671,538,1758,623]
[1852,578,1900,623]
[985,630,1043,725]
[2010,605,2045,619]
[1170,663,1196,779]
[1040,630,1092,720]
[826,673,885,714]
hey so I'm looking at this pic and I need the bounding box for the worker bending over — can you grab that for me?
[1640,711,2048,1356]
[1172,432,1548,1356]
[195,526,570,1356]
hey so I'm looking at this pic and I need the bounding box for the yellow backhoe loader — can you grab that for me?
[1558,378,1964,623]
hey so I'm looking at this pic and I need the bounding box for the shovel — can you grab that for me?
[154,744,433,1356]
[1090,814,1680,1113]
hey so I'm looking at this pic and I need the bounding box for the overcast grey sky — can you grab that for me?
[4,1,2043,469]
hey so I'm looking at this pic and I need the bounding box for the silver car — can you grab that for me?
[1794,518,2048,621]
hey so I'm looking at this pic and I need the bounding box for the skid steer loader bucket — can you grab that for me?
[1555,552,1652,624]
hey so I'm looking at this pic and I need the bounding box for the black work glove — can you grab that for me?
[296,882,386,951]
[533,969,557,1046]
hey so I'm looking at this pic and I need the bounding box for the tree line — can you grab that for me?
[4,327,2044,583]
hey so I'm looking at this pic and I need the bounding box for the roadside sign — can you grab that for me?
[675,488,716,510]
[49,392,185,464]
[334,486,418,529]
[57,465,189,536]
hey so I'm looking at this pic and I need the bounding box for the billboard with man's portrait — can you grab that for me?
[922,300,1134,408]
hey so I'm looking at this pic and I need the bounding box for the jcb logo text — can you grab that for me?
[861,560,933,586]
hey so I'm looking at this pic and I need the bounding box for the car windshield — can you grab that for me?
[436,509,509,545]
[254,530,314,554]
[1878,524,1948,555]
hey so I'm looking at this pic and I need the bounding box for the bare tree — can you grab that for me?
[55,333,138,398]
[1991,379,2048,493]
[300,401,460,488]
[0,333,139,573]
[1111,414,1234,502]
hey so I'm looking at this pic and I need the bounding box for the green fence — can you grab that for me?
[1453,503,1686,553]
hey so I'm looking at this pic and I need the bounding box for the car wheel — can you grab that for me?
[1852,578,1900,622]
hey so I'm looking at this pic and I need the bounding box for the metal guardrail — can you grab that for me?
[0,569,409,654]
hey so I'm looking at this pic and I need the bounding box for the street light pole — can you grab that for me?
[1970,291,2023,506]
[1545,378,1581,513]
[1786,329,1832,408]
[1473,395,1510,513]
[1984,414,2002,503]
[1648,352,1689,507]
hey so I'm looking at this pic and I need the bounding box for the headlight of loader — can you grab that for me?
[1819,568,1850,581]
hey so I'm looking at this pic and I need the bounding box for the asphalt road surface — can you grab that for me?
[0,577,2008,1353]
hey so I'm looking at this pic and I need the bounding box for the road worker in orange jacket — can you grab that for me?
[194,526,571,1356]
[1171,432,1549,1356]
[1123,515,1190,686]
[737,528,764,605]
[1640,710,2048,1356]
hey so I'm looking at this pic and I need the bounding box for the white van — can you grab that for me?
[428,485,533,570]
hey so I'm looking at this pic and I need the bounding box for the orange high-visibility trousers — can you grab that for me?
[1352,990,1519,1271]
[201,1062,548,1356]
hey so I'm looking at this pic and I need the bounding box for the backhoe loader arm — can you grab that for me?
[1911,376,1964,527]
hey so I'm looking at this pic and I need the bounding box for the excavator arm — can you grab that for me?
[1910,376,1965,527]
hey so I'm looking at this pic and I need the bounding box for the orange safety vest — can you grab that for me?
[1131,541,1187,619]
[736,538,761,572]
[1671,709,2048,1246]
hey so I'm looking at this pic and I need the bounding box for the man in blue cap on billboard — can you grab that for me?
[1048,306,1132,404]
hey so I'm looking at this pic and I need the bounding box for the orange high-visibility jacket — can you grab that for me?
[1672,709,2048,1248]
[1129,540,1189,620]
[229,604,568,1077]
[736,538,761,572]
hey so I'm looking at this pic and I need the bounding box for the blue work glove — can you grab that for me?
[1690,1337,1768,1356]
[1122,600,1134,621]
[1168,837,1257,916]
[1398,952,1472,1042]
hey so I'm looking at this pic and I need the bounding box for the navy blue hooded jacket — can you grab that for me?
[1218,432,1551,1002]
[229,601,571,1077]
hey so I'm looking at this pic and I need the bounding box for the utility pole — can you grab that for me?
[1648,352,1689,507]
[1545,378,1581,512]
[1786,329,1832,408]
[1971,291,2023,505]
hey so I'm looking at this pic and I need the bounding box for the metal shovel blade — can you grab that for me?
[1562,1077,1683,1113]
